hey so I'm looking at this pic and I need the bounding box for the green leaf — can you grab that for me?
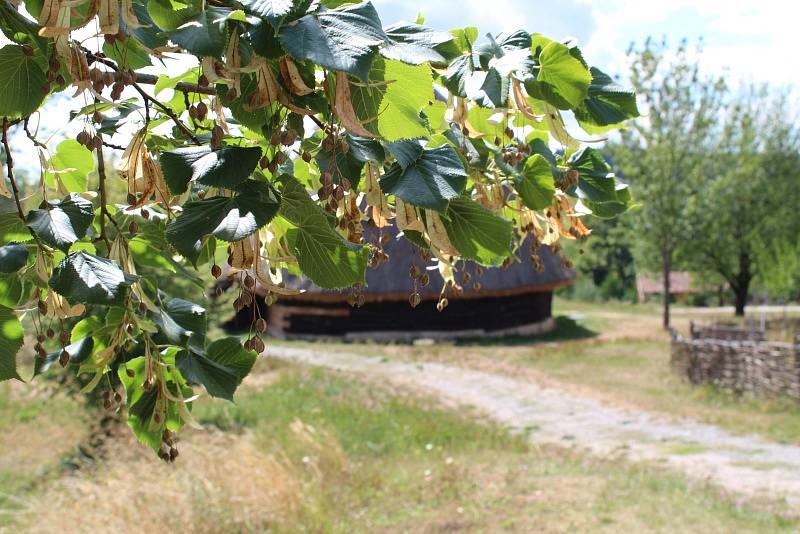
[0,305,22,381]
[575,67,640,134]
[49,251,138,305]
[160,145,262,195]
[165,180,281,262]
[48,139,94,192]
[0,212,31,243]
[533,41,591,108]
[315,150,364,189]
[0,243,28,273]
[0,45,47,117]
[239,0,292,26]
[0,1,47,52]
[516,154,555,210]
[380,143,467,211]
[119,356,192,451]
[0,273,30,307]
[102,38,152,70]
[154,297,207,350]
[176,337,256,401]
[350,57,433,141]
[443,196,512,266]
[26,194,94,252]
[381,22,452,64]
[33,337,94,377]
[278,175,368,288]
[568,147,631,218]
[279,1,386,81]
[168,10,227,57]
[146,0,200,30]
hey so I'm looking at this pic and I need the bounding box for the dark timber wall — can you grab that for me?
[226,291,554,338]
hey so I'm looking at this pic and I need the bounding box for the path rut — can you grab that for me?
[271,345,800,506]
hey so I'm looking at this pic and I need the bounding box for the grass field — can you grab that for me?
[273,299,800,445]
[3,300,800,532]
[2,361,797,532]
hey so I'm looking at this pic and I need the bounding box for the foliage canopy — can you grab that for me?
[0,0,638,458]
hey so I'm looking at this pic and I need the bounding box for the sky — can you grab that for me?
[374,0,799,89]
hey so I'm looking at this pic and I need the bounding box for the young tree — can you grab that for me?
[0,0,638,457]
[608,39,725,328]
[687,87,800,315]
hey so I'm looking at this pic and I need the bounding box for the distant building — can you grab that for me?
[227,225,575,341]
[636,272,698,302]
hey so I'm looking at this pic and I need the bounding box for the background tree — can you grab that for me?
[685,87,799,315]
[608,39,725,328]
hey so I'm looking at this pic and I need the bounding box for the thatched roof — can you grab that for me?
[277,224,575,303]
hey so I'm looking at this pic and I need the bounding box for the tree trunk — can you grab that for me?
[733,282,750,317]
[662,250,672,329]
[733,251,752,317]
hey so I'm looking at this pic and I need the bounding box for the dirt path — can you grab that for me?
[270,345,800,506]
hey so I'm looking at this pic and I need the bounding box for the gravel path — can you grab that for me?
[271,345,800,506]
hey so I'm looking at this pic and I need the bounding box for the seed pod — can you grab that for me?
[321,172,333,186]
[126,368,135,378]
[253,337,265,353]
[55,74,65,85]
[114,391,122,403]
[409,292,421,308]
[274,151,286,165]
[58,349,70,367]
[211,264,222,278]
[102,71,114,85]
[420,273,430,286]
[259,156,269,169]
[129,221,139,236]
[340,177,351,192]
[505,127,514,139]
[169,447,179,461]
[38,300,47,315]
[59,329,70,344]
[188,105,197,120]
[92,110,103,124]
[244,274,255,289]
[138,301,148,313]
[255,318,267,333]
[196,102,207,120]
[269,131,281,146]
[267,161,278,173]
[214,286,223,297]
[198,74,209,87]
[302,151,312,163]
[37,333,46,343]
[126,193,137,205]
[334,186,344,201]
[241,292,253,306]
[141,208,150,219]
[226,87,238,100]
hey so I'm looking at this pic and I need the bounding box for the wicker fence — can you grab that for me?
[671,325,800,400]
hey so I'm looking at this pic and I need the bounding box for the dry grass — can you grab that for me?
[12,421,351,534]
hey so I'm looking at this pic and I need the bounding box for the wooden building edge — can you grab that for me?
[265,287,565,341]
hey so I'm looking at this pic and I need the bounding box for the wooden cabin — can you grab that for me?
[226,226,575,341]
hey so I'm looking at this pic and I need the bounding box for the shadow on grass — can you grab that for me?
[454,315,598,346]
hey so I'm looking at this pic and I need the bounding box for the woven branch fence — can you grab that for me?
[670,323,800,400]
